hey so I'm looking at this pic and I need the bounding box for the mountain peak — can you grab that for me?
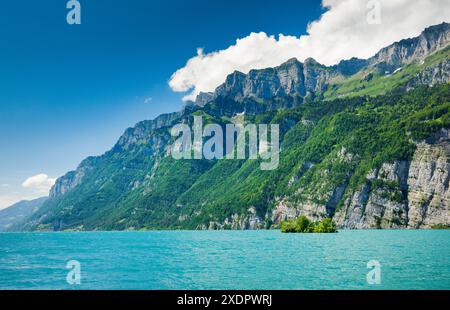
[304,57,319,65]
[283,57,301,65]
[423,22,450,35]
[367,22,450,73]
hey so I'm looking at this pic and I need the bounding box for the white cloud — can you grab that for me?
[144,97,153,104]
[22,174,56,195]
[0,174,55,210]
[169,0,450,101]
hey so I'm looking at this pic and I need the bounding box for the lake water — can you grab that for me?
[0,230,449,290]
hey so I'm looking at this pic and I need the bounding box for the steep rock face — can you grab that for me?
[334,129,450,229]
[334,162,410,229]
[198,208,266,230]
[50,157,97,198]
[272,200,329,224]
[369,23,450,72]
[194,92,215,107]
[269,129,449,230]
[199,58,341,103]
[272,147,355,225]
[336,22,450,75]
[115,112,180,150]
[406,58,450,90]
[202,95,301,118]
[407,129,450,228]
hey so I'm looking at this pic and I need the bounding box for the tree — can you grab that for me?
[314,218,337,233]
[295,216,311,233]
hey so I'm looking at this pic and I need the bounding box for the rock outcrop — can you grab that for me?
[334,129,450,229]
[406,58,450,90]
[407,129,450,227]
[335,22,450,75]
[367,22,450,73]
[207,58,341,103]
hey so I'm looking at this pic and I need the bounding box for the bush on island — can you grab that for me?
[281,216,337,233]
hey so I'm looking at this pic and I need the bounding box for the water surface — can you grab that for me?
[0,230,449,290]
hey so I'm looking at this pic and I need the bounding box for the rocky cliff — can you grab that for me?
[210,58,340,103]
[204,128,450,231]
[333,129,449,229]
[334,22,450,75]
[367,22,450,73]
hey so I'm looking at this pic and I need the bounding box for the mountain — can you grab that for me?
[0,197,47,231]
[194,23,450,105]
[364,22,450,73]
[17,23,450,231]
[198,57,340,103]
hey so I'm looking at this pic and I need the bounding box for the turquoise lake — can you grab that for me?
[0,230,449,290]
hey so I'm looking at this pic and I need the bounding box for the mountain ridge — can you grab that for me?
[194,22,450,105]
[0,197,47,231]
[16,23,450,232]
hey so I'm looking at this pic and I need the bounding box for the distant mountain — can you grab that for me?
[0,197,47,231]
[18,23,450,231]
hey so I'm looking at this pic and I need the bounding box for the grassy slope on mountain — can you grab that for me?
[324,45,450,100]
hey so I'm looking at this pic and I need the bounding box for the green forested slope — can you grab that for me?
[20,83,449,231]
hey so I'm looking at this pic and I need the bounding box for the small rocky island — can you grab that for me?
[281,216,338,233]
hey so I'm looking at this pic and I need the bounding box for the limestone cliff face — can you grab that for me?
[334,22,450,75]
[407,129,450,228]
[267,129,449,230]
[115,112,180,150]
[406,58,450,90]
[195,23,450,107]
[198,207,266,231]
[209,58,340,103]
[50,157,97,198]
[333,162,410,229]
[367,23,450,73]
[334,129,450,229]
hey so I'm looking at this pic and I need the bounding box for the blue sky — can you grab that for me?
[0,0,324,207]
